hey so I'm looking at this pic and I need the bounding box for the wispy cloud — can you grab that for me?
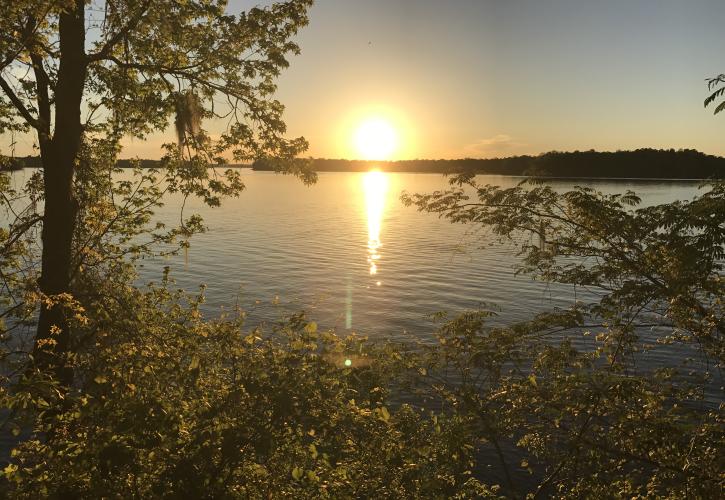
[463,134,526,158]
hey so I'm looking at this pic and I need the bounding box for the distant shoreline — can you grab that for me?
[252,149,724,180]
[3,148,723,180]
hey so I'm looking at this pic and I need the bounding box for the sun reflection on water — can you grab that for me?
[363,170,389,277]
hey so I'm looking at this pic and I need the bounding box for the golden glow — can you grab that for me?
[354,118,398,160]
[333,105,415,160]
[363,170,389,276]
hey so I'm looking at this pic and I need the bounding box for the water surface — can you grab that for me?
[148,171,705,343]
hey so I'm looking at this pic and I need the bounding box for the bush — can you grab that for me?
[2,279,487,498]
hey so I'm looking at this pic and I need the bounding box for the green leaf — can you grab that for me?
[291,467,303,480]
[379,406,391,422]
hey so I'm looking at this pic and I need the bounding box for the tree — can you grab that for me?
[0,0,313,380]
[403,176,724,361]
[402,176,724,496]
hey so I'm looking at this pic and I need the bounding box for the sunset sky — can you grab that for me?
[8,0,725,160]
[270,0,725,160]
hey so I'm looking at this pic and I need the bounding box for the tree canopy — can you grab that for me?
[1,0,313,164]
[402,177,724,496]
[0,0,314,379]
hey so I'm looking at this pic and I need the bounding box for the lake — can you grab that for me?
[2,169,712,348]
[145,171,705,338]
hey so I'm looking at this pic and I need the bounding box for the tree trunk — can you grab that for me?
[32,1,86,384]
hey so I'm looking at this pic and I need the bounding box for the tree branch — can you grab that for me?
[0,6,53,72]
[30,50,52,144]
[86,0,153,63]
[0,73,41,131]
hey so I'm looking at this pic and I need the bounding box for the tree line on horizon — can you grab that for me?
[254,148,725,178]
[5,148,723,179]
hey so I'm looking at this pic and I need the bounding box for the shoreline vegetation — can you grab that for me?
[3,148,724,179]
[256,149,724,179]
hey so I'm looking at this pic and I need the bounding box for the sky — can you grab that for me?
[6,0,725,160]
[267,0,725,159]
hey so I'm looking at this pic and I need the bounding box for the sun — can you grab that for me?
[354,118,398,160]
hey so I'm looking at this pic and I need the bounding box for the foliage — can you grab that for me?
[0,0,314,162]
[402,177,724,497]
[0,0,316,216]
[0,4,723,496]
[0,134,235,366]
[705,74,725,115]
[403,176,724,361]
[1,278,488,498]
[404,309,723,498]
[0,0,316,373]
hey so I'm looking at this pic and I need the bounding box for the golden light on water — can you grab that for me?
[354,118,398,160]
[363,170,389,276]
[346,169,391,329]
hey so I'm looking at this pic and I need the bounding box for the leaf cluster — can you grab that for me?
[2,281,483,498]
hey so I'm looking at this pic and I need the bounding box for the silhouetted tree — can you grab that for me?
[0,0,313,381]
[256,150,724,178]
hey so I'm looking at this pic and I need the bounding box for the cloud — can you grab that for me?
[463,134,526,158]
